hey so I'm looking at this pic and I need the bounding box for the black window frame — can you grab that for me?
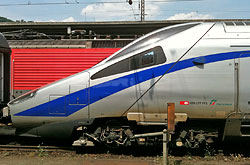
[91,46,166,80]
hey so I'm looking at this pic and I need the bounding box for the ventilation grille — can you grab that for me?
[224,22,250,26]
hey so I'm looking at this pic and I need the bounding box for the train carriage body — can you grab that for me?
[4,22,250,148]
[0,33,11,110]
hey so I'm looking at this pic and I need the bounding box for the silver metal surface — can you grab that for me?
[133,131,163,138]
[7,22,250,139]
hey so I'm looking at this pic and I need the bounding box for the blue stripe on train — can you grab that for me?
[14,51,250,117]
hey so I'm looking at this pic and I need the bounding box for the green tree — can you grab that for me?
[0,16,13,22]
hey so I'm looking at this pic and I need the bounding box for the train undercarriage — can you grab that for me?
[1,111,250,154]
[72,118,221,153]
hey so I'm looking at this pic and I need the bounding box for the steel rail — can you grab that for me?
[0,144,74,152]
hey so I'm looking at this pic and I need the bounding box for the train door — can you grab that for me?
[223,54,250,139]
[134,47,167,115]
[0,53,3,102]
[49,72,90,117]
[238,54,250,113]
[67,72,90,118]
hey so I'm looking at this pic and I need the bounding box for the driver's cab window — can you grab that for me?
[91,46,166,80]
[130,46,165,70]
[142,51,154,66]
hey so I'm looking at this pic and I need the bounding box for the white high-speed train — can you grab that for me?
[3,22,250,148]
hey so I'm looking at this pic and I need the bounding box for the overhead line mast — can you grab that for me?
[140,0,145,21]
[128,0,145,21]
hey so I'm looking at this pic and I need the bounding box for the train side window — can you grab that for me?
[91,46,166,80]
[137,46,166,69]
[130,56,139,70]
[141,51,155,66]
[91,58,130,80]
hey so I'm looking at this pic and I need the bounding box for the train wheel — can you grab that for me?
[99,120,134,148]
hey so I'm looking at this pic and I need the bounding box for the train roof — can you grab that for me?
[0,33,11,55]
[103,22,201,63]
[101,21,250,64]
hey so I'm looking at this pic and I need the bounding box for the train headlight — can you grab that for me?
[2,107,9,117]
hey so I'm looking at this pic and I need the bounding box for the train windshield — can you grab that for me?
[107,23,200,62]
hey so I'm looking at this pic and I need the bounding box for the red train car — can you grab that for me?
[11,48,120,98]
[0,33,11,109]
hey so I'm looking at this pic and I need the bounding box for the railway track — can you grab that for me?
[1,143,250,165]
[0,144,75,153]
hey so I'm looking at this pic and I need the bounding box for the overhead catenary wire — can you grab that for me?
[2,0,250,22]
[1,1,249,14]
[0,0,202,7]
[0,1,124,7]
[130,5,138,21]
